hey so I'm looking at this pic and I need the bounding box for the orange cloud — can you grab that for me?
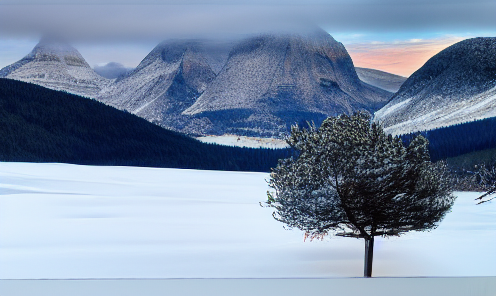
[345,36,467,77]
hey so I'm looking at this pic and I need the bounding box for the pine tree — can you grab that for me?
[265,112,455,277]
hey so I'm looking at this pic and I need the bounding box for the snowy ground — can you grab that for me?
[0,162,495,279]
[197,135,289,148]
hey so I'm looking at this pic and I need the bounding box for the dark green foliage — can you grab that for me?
[401,117,496,162]
[0,78,291,171]
[265,112,455,277]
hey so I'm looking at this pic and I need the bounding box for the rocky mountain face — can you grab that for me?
[183,30,391,136]
[355,67,407,93]
[100,30,391,137]
[0,37,110,98]
[374,37,496,136]
[97,39,234,134]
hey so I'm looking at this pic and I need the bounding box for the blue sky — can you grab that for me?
[0,1,495,76]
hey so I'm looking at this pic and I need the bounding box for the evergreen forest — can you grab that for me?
[0,78,292,172]
[401,117,496,162]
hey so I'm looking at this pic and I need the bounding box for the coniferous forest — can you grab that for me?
[0,78,293,172]
[401,117,496,162]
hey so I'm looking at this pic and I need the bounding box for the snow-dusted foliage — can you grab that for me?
[267,112,455,238]
[476,164,496,204]
[265,112,455,276]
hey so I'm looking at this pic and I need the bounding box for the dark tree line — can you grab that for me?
[0,78,293,172]
[400,117,496,162]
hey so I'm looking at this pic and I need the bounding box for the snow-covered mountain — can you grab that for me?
[374,37,496,136]
[182,29,391,136]
[355,67,407,93]
[99,30,391,137]
[97,39,234,134]
[0,37,111,98]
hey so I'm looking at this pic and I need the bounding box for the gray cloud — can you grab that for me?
[0,1,494,42]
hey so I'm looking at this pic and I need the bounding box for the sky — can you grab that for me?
[0,1,495,77]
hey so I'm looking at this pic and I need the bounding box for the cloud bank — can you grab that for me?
[0,1,495,41]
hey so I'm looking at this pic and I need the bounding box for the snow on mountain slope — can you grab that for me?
[0,163,494,279]
[0,37,111,98]
[355,67,407,93]
[182,29,391,136]
[97,39,233,133]
[374,37,496,136]
[97,30,390,137]
[379,86,496,135]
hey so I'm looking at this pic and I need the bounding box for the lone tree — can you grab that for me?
[265,112,455,277]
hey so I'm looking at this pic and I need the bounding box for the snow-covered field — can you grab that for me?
[197,135,289,148]
[0,162,495,279]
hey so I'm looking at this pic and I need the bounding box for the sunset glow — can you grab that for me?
[343,36,467,77]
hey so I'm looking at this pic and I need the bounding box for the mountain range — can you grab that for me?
[374,37,496,136]
[179,30,390,137]
[5,33,493,144]
[1,30,392,137]
[1,34,495,168]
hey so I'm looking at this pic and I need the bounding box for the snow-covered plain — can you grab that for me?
[197,135,289,148]
[0,162,495,279]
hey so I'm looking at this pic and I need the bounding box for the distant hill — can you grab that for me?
[355,67,407,93]
[0,37,111,98]
[374,37,496,136]
[0,78,291,171]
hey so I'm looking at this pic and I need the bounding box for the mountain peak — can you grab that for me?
[0,37,110,98]
[26,37,90,68]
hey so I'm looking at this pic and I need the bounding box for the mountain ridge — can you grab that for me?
[374,37,496,136]
[100,30,391,137]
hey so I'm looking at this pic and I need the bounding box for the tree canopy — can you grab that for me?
[265,112,455,277]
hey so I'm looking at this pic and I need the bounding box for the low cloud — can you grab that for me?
[0,1,494,42]
[93,62,134,79]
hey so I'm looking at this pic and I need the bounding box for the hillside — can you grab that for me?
[0,78,290,171]
[374,37,496,136]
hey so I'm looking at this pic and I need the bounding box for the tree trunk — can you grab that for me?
[364,236,374,277]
